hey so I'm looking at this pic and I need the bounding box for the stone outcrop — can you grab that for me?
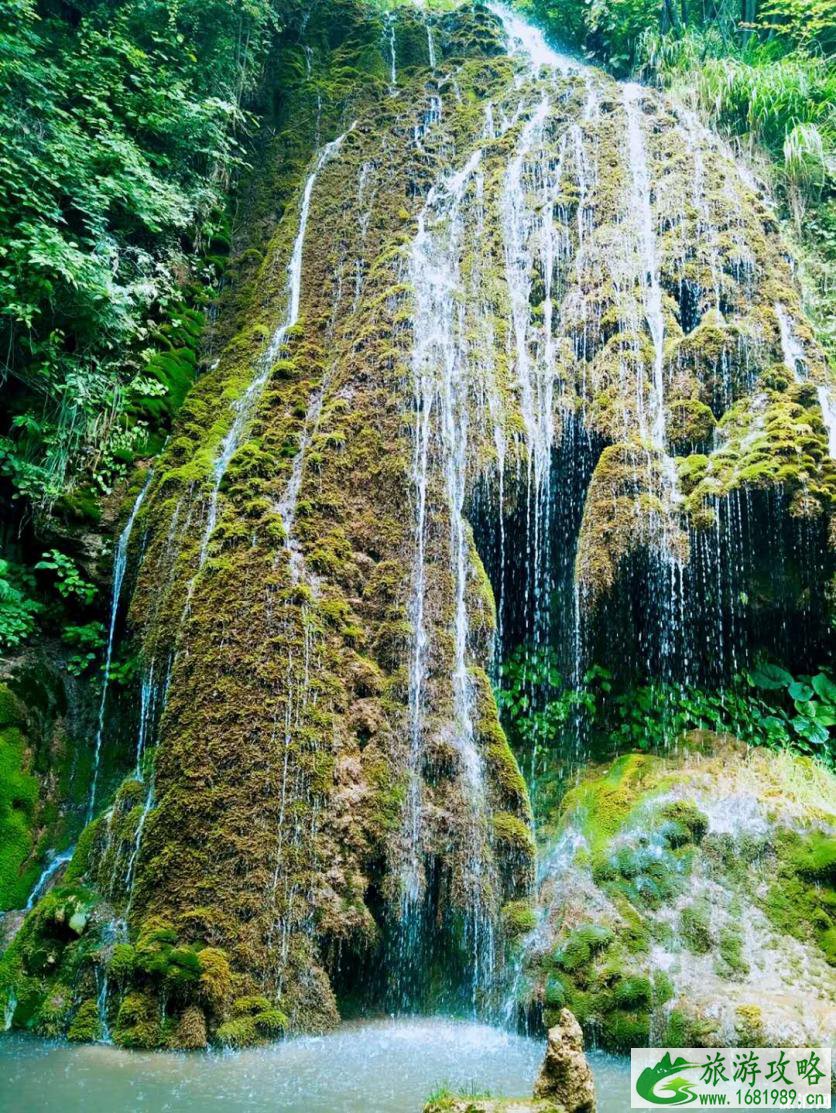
[423,1008,596,1113]
[534,1010,596,1112]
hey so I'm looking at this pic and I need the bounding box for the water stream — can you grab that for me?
[197,126,353,570]
[86,469,153,820]
[24,847,75,910]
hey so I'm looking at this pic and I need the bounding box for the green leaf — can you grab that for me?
[791,715,829,745]
[811,672,836,705]
[788,680,813,702]
[747,663,793,690]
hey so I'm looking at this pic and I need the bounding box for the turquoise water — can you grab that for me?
[0,1017,632,1112]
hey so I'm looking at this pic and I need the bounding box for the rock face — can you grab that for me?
[513,734,836,1052]
[534,1010,596,1112]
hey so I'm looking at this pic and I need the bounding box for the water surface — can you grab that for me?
[0,1017,631,1112]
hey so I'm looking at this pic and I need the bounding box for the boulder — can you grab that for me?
[533,1010,596,1113]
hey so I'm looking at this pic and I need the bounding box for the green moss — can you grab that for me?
[198,946,233,1013]
[734,1004,765,1047]
[559,753,658,863]
[680,899,712,954]
[543,973,566,1008]
[761,830,835,964]
[717,925,749,978]
[554,924,613,972]
[254,1007,288,1035]
[612,974,652,1010]
[35,987,73,1036]
[0,721,40,909]
[491,812,535,855]
[663,1007,720,1048]
[600,1008,650,1052]
[113,990,162,1049]
[789,832,836,881]
[231,994,271,1016]
[108,943,136,981]
[667,398,716,450]
[67,999,102,1042]
[216,1016,258,1047]
[659,800,708,846]
[63,818,102,883]
[0,684,25,728]
[501,900,536,939]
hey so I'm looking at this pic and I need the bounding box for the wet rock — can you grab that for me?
[515,735,836,1053]
[534,1009,596,1112]
[423,1011,596,1113]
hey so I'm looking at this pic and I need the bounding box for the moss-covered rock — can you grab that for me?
[513,735,836,1051]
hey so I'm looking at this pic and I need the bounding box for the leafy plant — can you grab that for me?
[746,663,836,754]
[62,622,106,677]
[0,559,41,649]
[35,551,96,606]
[497,644,834,771]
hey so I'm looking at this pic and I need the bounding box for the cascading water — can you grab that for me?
[86,468,153,820]
[385,11,397,91]
[25,847,75,910]
[776,300,836,455]
[401,141,497,1007]
[487,1,576,72]
[198,126,354,569]
[40,0,832,1054]
[623,85,668,454]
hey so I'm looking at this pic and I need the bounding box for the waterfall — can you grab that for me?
[86,469,153,821]
[817,385,836,457]
[402,139,497,1005]
[776,302,836,458]
[25,847,75,909]
[498,95,566,658]
[123,785,154,914]
[134,661,157,777]
[623,84,668,454]
[500,97,552,496]
[775,301,807,379]
[385,12,397,91]
[76,0,833,1041]
[3,989,16,1032]
[95,917,127,1043]
[198,126,354,569]
[487,1,577,72]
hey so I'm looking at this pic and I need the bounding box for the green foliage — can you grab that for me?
[497,644,835,772]
[61,622,106,677]
[745,663,836,758]
[0,559,41,649]
[0,0,286,518]
[35,550,96,605]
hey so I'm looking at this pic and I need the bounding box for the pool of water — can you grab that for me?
[0,1017,632,1112]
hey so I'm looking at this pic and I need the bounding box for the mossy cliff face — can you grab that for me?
[4,0,833,1047]
[0,666,98,917]
[511,734,835,1052]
